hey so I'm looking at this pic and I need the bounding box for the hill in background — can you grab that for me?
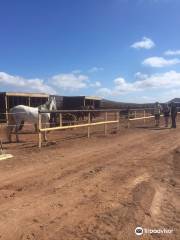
[100,98,180,109]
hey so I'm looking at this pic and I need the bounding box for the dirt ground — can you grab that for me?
[0,122,179,240]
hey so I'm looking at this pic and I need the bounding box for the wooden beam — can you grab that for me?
[134,111,137,118]
[129,115,163,121]
[104,112,108,135]
[39,109,122,114]
[144,110,146,124]
[38,113,42,148]
[5,95,8,124]
[87,112,91,138]
[0,154,13,161]
[59,113,62,127]
[127,112,130,128]
[85,96,102,100]
[6,92,49,98]
[39,120,119,132]
[0,140,3,155]
[116,112,120,131]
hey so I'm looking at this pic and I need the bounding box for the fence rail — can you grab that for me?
[38,108,156,114]
[38,109,120,148]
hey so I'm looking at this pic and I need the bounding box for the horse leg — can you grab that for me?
[43,131,48,142]
[7,125,14,143]
[91,113,95,122]
[34,123,38,133]
[90,113,93,122]
[15,124,20,143]
[18,120,24,131]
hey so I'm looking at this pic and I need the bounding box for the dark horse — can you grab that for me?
[75,105,96,122]
[50,105,96,127]
[50,112,77,126]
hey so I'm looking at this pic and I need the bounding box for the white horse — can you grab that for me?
[7,97,56,143]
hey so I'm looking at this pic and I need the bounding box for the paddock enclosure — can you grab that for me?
[1,105,178,149]
[37,107,164,148]
[0,95,180,239]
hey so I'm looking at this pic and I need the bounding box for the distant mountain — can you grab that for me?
[168,98,180,103]
[100,99,154,109]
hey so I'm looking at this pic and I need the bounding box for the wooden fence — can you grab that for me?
[37,108,180,148]
[127,110,180,128]
[1,107,179,148]
[38,109,120,148]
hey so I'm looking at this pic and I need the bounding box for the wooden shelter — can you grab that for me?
[0,92,49,122]
[63,96,101,110]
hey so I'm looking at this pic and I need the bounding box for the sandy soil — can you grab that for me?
[0,124,179,240]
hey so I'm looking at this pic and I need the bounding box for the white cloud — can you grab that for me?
[113,77,136,93]
[90,81,101,88]
[135,71,180,88]
[51,73,89,91]
[96,88,112,97]
[97,71,180,97]
[51,72,102,91]
[0,71,102,94]
[0,72,56,94]
[134,72,148,80]
[164,49,180,56]
[142,56,180,67]
[88,67,104,73]
[131,37,155,49]
[97,76,138,97]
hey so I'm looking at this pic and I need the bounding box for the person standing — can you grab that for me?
[162,104,170,127]
[171,102,177,128]
[154,102,162,127]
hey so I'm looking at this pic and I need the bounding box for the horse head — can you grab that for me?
[39,97,57,111]
[49,97,57,111]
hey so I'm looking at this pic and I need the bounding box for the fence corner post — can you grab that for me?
[144,110,146,124]
[104,112,108,135]
[116,112,120,131]
[127,112,130,128]
[87,112,91,138]
[38,111,42,148]
[59,113,62,127]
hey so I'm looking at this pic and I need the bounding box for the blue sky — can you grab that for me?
[0,0,180,103]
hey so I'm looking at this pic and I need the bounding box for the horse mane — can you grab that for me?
[38,97,56,111]
[38,100,50,111]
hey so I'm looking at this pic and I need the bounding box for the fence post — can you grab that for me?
[0,139,3,155]
[127,112,130,128]
[134,111,137,118]
[144,110,146,124]
[116,112,120,131]
[5,95,8,124]
[38,112,42,148]
[104,112,108,135]
[87,112,91,138]
[59,113,62,127]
